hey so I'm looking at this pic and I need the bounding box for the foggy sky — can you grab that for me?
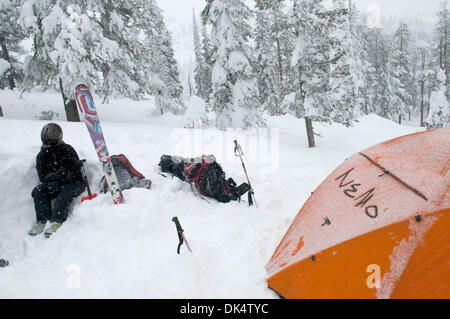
[156,0,442,19]
[355,0,441,18]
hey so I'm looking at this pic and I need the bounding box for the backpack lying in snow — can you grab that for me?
[100,154,152,193]
[158,154,250,203]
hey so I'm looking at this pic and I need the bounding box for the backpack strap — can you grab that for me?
[116,154,144,179]
[184,160,209,183]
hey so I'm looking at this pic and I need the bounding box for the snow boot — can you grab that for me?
[28,221,47,236]
[44,222,62,238]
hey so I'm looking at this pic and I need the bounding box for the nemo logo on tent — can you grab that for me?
[335,167,379,218]
[366,264,381,289]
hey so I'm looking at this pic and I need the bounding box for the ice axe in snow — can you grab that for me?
[234,140,256,207]
[79,159,98,203]
[172,217,193,254]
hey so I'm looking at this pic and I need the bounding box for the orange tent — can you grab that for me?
[266,128,450,299]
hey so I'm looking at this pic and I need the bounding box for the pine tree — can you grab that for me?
[202,0,264,129]
[416,40,431,126]
[426,69,449,127]
[192,9,209,101]
[142,2,184,114]
[200,22,213,105]
[254,0,292,115]
[19,0,99,120]
[390,23,415,123]
[0,0,25,89]
[19,0,184,116]
[290,0,363,146]
[434,1,450,97]
[326,0,366,124]
[87,0,182,102]
[360,22,397,119]
[254,1,280,114]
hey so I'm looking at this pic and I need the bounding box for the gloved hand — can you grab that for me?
[46,181,61,196]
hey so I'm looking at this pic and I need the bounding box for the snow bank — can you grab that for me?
[0,90,422,298]
[0,88,183,127]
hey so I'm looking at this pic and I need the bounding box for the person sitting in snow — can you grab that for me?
[159,154,250,203]
[28,123,86,237]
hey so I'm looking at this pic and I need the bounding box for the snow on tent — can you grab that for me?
[266,128,450,299]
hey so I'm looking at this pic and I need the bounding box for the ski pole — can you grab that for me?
[172,217,193,254]
[79,159,98,203]
[234,140,256,207]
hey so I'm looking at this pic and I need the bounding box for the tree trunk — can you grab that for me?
[305,117,315,148]
[65,99,80,122]
[60,78,80,122]
[0,105,3,117]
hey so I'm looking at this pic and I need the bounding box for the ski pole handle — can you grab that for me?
[234,140,243,157]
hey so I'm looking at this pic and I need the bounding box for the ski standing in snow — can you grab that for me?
[75,84,124,204]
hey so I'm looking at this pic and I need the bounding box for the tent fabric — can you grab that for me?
[266,128,450,299]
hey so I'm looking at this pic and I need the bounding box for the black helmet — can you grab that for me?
[41,123,63,145]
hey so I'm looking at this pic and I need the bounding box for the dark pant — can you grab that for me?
[32,180,86,223]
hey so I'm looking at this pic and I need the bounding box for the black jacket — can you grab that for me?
[36,142,83,185]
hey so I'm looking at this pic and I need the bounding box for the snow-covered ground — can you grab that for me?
[0,89,422,298]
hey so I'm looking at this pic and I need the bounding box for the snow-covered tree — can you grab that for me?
[145,7,185,114]
[290,0,364,146]
[254,0,292,115]
[0,0,25,89]
[326,0,366,123]
[192,10,211,103]
[389,23,415,123]
[434,1,450,97]
[200,22,214,105]
[426,69,449,127]
[416,40,432,126]
[87,0,183,105]
[182,95,211,128]
[19,0,99,120]
[202,0,264,129]
[19,0,184,117]
[19,0,119,97]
